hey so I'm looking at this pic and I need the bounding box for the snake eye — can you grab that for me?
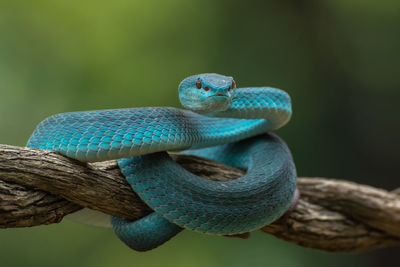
[228,80,236,91]
[196,79,202,89]
[204,86,210,91]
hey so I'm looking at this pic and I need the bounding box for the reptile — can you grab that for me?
[27,73,297,251]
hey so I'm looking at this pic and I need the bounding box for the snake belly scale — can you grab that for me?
[27,73,297,251]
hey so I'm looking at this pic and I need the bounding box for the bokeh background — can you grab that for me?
[1,0,399,266]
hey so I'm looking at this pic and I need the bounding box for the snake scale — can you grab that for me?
[27,73,297,251]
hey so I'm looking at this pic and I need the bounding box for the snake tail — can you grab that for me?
[110,213,182,251]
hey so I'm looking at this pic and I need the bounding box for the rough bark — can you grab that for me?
[0,144,399,253]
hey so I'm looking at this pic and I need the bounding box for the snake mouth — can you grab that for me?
[215,93,227,97]
[207,93,228,98]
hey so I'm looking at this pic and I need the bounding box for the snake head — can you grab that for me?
[178,73,236,114]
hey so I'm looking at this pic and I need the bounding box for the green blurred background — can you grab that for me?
[1,0,399,266]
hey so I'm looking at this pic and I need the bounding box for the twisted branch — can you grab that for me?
[0,144,399,253]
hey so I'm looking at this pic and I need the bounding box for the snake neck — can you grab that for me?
[207,87,292,130]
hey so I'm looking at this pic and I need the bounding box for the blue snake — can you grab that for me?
[27,73,297,251]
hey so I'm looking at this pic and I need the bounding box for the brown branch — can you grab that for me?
[0,144,399,253]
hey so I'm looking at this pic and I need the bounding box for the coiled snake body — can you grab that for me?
[27,73,297,251]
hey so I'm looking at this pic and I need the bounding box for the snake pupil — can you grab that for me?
[196,79,202,89]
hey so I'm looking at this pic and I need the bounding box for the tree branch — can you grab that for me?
[0,144,399,253]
